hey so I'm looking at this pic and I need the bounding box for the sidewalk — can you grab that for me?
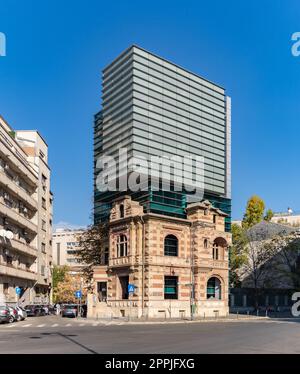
[74,313,269,325]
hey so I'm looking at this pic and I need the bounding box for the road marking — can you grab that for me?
[92,323,99,326]
[6,324,15,328]
[51,324,58,327]
[37,324,45,327]
[65,323,72,327]
[23,324,32,327]
[79,323,85,326]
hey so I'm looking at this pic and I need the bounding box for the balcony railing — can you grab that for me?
[0,170,38,211]
[0,131,37,185]
[0,237,37,257]
[0,201,38,233]
[0,263,37,281]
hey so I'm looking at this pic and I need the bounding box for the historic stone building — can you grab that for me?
[88,196,231,319]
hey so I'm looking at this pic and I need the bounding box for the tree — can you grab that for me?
[264,209,274,222]
[52,265,69,293]
[76,223,109,288]
[267,233,300,289]
[53,273,87,304]
[242,195,265,229]
[240,230,276,308]
[229,224,248,287]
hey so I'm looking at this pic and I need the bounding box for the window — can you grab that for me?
[41,265,45,276]
[119,276,129,300]
[42,220,46,231]
[120,204,124,218]
[3,283,9,296]
[104,247,109,265]
[42,197,46,209]
[213,243,219,260]
[97,282,107,302]
[164,276,178,299]
[207,277,221,300]
[204,239,208,249]
[213,215,217,224]
[213,238,228,261]
[41,243,46,253]
[117,235,128,257]
[164,235,178,256]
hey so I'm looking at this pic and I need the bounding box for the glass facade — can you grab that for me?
[94,45,231,230]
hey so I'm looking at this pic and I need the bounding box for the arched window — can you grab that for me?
[207,277,222,300]
[164,235,178,256]
[212,237,228,260]
[204,239,208,249]
[117,234,128,257]
[119,204,124,218]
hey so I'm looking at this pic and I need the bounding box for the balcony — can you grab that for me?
[0,237,37,258]
[0,202,38,233]
[195,259,228,269]
[0,132,37,186]
[0,170,38,211]
[109,255,134,267]
[146,255,191,268]
[0,263,37,281]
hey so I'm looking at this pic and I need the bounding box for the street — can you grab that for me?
[0,316,300,354]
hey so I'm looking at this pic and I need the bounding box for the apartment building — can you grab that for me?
[52,228,85,273]
[0,115,53,305]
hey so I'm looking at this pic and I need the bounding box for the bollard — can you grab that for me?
[265,309,268,318]
[237,310,239,319]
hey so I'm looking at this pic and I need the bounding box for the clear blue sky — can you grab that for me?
[1,0,300,225]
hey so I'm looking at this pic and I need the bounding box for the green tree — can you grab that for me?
[264,209,274,222]
[52,265,70,303]
[52,265,69,289]
[229,224,248,287]
[242,195,265,229]
[76,223,109,288]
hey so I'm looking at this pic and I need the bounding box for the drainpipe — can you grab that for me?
[140,216,145,318]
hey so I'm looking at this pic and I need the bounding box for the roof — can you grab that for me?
[247,221,295,242]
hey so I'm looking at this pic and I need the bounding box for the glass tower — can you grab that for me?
[94,45,231,231]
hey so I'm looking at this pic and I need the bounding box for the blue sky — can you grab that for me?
[1,0,300,225]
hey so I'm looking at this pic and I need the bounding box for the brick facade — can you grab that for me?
[88,196,231,319]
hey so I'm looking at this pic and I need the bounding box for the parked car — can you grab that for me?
[24,305,46,317]
[15,306,27,321]
[7,306,18,322]
[0,306,11,323]
[62,304,78,318]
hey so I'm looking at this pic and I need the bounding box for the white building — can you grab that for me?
[52,228,85,273]
[0,115,53,305]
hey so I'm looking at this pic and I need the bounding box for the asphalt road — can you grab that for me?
[0,315,300,354]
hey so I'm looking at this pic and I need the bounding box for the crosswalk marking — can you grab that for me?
[51,324,58,327]
[37,324,45,327]
[23,324,32,327]
[92,323,99,326]
[65,323,72,327]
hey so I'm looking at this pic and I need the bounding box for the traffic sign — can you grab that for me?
[15,287,21,295]
[75,290,82,299]
[128,284,135,293]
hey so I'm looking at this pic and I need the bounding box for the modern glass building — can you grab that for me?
[94,45,231,231]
